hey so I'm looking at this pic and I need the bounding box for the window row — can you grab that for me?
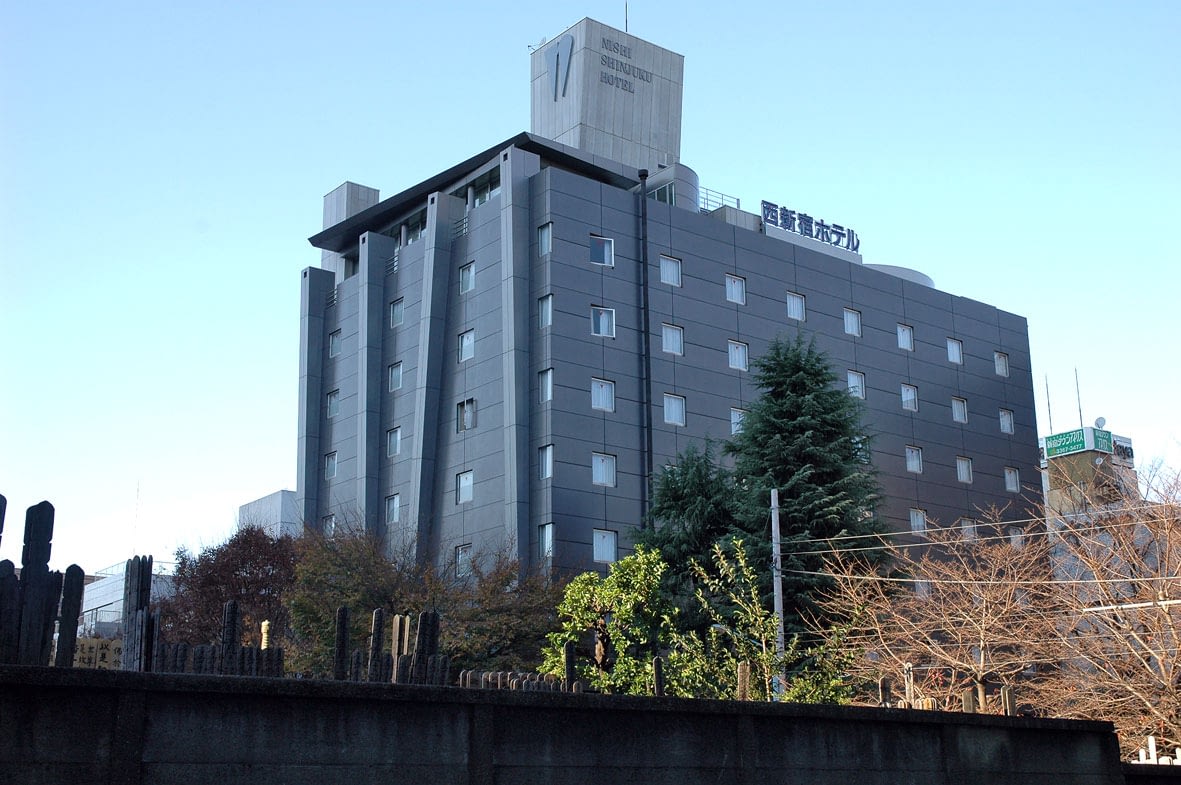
[844,372,1016,433]
[908,510,1025,546]
[535,523,617,565]
[903,446,1022,491]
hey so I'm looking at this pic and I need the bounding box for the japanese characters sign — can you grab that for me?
[761,200,860,253]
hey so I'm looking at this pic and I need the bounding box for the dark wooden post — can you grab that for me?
[54,565,84,667]
[333,606,350,680]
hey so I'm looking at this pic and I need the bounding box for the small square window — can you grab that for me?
[322,514,336,536]
[994,351,1010,377]
[593,529,618,563]
[456,470,474,504]
[590,235,614,266]
[952,397,968,423]
[539,522,554,562]
[959,517,977,540]
[388,362,403,392]
[324,452,338,479]
[326,389,340,418]
[455,544,473,577]
[999,408,1015,434]
[662,323,684,355]
[386,428,401,457]
[1005,467,1020,493]
[328,330,342,357]
[458,329,475,362]
[539,444,554,480]
[725,274,746,305]
[385,494,400,525]
[901,384,918,412]
[915,579,931,599]
[457,399,476,431]
[730,408,746,435]
[459,262,475,294]
[659,255,682,286]
[847,370,866,399]
[957,456,973,484]
[909,508,927,535]
[538,222,552,256]
[591,307,615,337]
[786,291,806,321]
[538,294,553,329]
[897,323,914,351]
[905,445,923,474]
[592,452,616,487]
[591,378,615,411]
[1009,527,1025,550]
[843,308,862,337]
[389,298,404,328]
[539,368,553,403]
[663,393,686,426]
[728,340,749,371]
[947,338,963,364]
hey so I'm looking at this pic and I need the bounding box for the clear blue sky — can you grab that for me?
[2,1,1177,572]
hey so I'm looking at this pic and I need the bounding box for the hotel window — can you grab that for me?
[659,255,682,286]
[843,308,862,337]
[901,384,918,412]
[593,529,618,564]
[947,337,963,364]
[897,323,914,351]
[324,452,337,479]
[591,378,615,411]
[1004,467,1020,493]
[852,436,871,464]
[457,399,476,431]
[538,294,552,329]
[456,470,474,504]
[725,274,746,304]
[538,222,552,256]
[1009,527,1025,550]
[915,580,931,599]
[591,307,615,337]
[539,444,554,480]
[952,396,968,423]
[909,508,927,535]
[458,329,475,362]
[662,323,684,355]
[539,368,553,403]
[326,389,340,418]
[847,370,865,399]
[328,329,342,357]
[322,514,337,536]
[957,456,974,484]
[905,445,923,474]
[385,494,400,525]
[388,362,402,392]
[386,428,401,457]
[590,235,614,266]
[592,452,616,486]
[455,544,473,577]
[999,408,1015,434]
[994,351,1010,377]
[959,517,977,540]
[389,299,404,328]
[730,408,746,435]
[728,340,749,371]
[786,291,806,321]
[539,522,554,562]
[459,262,475,294]
[664,393,686,426]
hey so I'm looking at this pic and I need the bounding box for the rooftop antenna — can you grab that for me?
[625,1,629,32]
[1045,374,1054,433]
[1075,367,1084,429]
[527,36,546,53]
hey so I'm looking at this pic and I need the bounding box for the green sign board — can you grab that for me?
[1045,429,1086,457]
[1093,429,1113,453]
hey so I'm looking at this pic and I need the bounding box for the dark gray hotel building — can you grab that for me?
[296,18,1041,573]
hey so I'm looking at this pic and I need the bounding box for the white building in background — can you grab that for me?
[238,489,301,540]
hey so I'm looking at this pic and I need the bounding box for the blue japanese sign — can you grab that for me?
[761,200,860,253]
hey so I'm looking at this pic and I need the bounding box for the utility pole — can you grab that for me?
[770,488,785,697]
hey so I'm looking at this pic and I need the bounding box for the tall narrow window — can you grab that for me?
[457,399,476,431]
[322,514,336,536]
[786,291,806,321]
[843,308,862,337]
[386,428,401,457]
[455,544,473,577]
[1005,467,1021,493]
[593,529,618,563]
[999,408,1015,434]
[538,294,553,329]
[662,323,684,355]
[905,445,923,474]
[725,274,746,304]
[847,370,865,399]
[994,351,1010,377]
[456,471,474,504]
[539,523,554,562]
[897,323,914,351]
[957,456,974,484]
[591,378,615,411]
[459,262,475,294]
[539,444,554,480]
[659,255,682,286]
[959,517,977,540]
[458,330,475,362]
[389,298,404,328]
[591,307,615,337]
[951,396,968,423]
[388,362,402,392]
[909,508,927,535]
[947,337,963,364]
[539,368,553,403]
[730,408,746,435]
[326,389,340,418]
[901,384,918,412]
[385,494,400,525]
[324,452,338,479]
[1009,527,1025,550]
[590,235,614,266]
[329,330,342,357]
[591,453,616,486]
[663,393,686,426]
[728,340,749,371]
[538,222,552,256]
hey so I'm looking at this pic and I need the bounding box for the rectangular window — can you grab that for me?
[725,274,746,304]
[1005,467,1020,493]
[591,378,615,412]
[852,436,870,464]
[593,529,618,563]
[786,291,806,321]
[389,298,404,328]
[959,517,977,540]
[539,523,554,562]
[457,399,476,431]
[901,384,918,412]
[385,494,400,525]
[324,452,337,479]
[843,308,862,337]
[592,452,616,487]
[947,337,963,364]
[386,427,401,457]
[909,508,927,535]
[326,389,340,418]
[455,544,473,577]
[847,370,865,399]
[590,235,614,266]
[952,396,968,423]
[905,445,923,474]
[659,255,682,286]
[538,222,552,256]
[994,351,1010,377]
[730,408,746,435]
[1009,527,1025,550]
[915,579,931,599]
[459,262,475,294]
[388,362,403,392]
[957,456,974,484]
[662,323,684,355]
[663,393,686,426]
[328,329,342,357]
[456,470,474,504]
[999,408,1015,434]
[591,307,615,337]
[538,294,553,329]
[897,323,914,351]
[322,514,336,536]
[728,340,749,371]
[539,368,553,403]
[539,444,554,480]
[458,329,475,362]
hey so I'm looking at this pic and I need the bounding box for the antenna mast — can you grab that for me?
[1045,375,1054,433]
[1075,367,1084,428]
